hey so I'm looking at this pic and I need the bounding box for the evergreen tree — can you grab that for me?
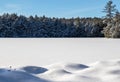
[103,0,117,19]
[102,0,120,38]
[0,13,104,38]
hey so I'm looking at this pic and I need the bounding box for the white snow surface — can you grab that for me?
[0,59,120,82]
[0,38,120,66]
[0,38,120,82]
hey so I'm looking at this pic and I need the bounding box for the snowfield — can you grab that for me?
[0,38,120,82]
[0,38,120,67]
[0,59,120,82]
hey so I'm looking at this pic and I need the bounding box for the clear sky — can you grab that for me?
[0,0,119,18]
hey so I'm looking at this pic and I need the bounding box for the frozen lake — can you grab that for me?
[0,38,120,67]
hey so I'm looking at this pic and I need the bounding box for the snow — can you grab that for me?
[0,38,120,82]
[0,59,120,82]
[0,68,48,82]
[21,66,48,74]
[0,38,120,67]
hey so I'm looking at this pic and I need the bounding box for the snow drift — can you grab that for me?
[0,59,120,82]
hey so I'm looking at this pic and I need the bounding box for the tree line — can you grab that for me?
[0,0,119,38]
[0,14,104,37]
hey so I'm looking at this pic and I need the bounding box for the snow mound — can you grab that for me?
[21,66,48,74]
[0,69,48,82]
[41,60,120,82]
[43,69,71,76]
[0,59,120,82]
[39,67,72,81]
[64,63,89,72]
[46,62,89,73]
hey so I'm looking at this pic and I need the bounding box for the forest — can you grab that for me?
[0,0,119,38]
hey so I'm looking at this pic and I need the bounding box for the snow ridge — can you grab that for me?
[0,59,120,82]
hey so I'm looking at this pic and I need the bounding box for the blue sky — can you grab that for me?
[0,0,119,18]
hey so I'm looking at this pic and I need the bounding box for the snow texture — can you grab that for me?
[0,59,120,82]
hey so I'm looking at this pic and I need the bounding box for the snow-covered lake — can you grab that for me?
[0,38,120,67]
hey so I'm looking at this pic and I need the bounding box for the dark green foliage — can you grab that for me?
[0,13,104,38]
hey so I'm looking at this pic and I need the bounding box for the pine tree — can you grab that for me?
[103,0,117,19]
[102,0,120,38]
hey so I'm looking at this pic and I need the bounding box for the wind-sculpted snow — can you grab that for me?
[21,66,48,74]
[0,59,120,82]
[0,69,48,82]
